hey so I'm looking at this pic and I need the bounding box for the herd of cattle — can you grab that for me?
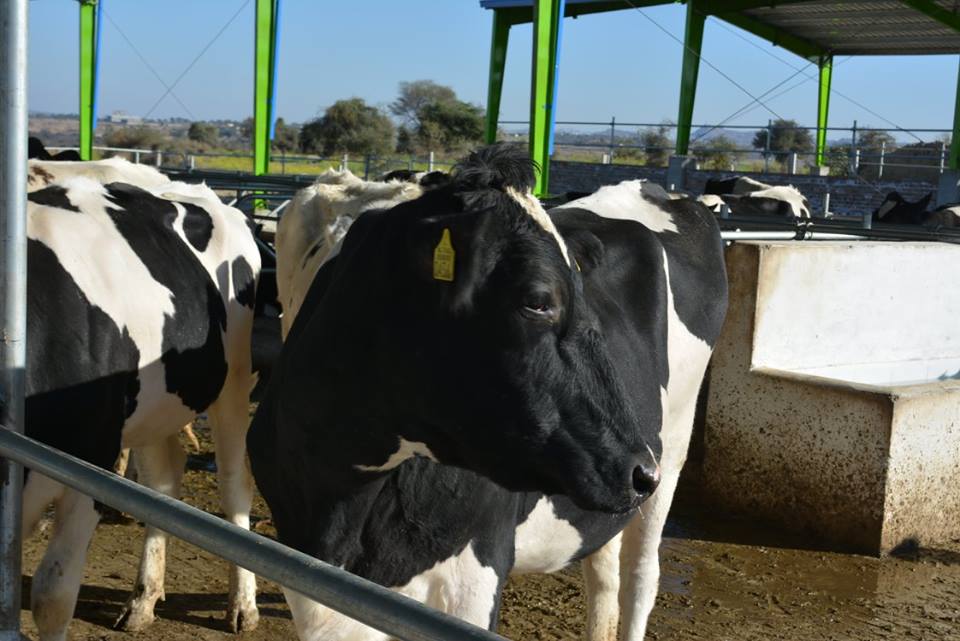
[11,139,953,641]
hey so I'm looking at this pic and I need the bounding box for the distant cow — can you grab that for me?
[249,145,728,641]
[380,168,450,189]
[21,174,261,640]
[701,175,810,218]
[28,136,82,162]
[870,191,959,227]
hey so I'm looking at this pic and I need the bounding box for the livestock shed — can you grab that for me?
[480,0,960,198]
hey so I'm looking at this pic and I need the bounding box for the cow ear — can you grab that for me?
[563,229,604,274]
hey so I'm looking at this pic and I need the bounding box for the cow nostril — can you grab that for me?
[632,463,660,497]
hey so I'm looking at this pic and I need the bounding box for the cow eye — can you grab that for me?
[521,294,558,322]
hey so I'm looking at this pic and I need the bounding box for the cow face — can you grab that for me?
[347,146,661,513]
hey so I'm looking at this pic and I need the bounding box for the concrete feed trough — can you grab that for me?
[704,241,960,555]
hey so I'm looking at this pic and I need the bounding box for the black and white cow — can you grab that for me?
[871,190,960,227]
[28,136,82,162]
[275,168,427,338]
[700,175,810,219]
[20,174,261,640]
[248,144,728,641]
[380,168,451,189]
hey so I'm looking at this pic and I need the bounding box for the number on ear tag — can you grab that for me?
[433,228,455,282]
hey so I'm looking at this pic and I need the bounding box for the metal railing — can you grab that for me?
[0,427,507,641]
[45,146,458,180]
[499,118,952,178]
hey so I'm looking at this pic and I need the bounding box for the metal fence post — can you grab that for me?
[155,151,163,168]
[363,155,372,180]
[940,142,947,174]
[879,141,885,179]
[764,119,772,173]
[134,150,140,164]
[849,120,858,175]
[0,1,28,639]
[608,116,616,163]
[428,151,435,172]
[788,152,798,175]
[341,153,349,172]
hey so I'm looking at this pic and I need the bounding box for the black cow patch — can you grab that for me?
[103,183,228,413]
[25,239,140,472]
[233,255,256,309]
[181,202,214,252]
[28,186,80,213]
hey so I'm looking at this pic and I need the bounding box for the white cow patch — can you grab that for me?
[512,496,583,574]
[285,542,499,641]
[29,177,175,370]
[747,185,810,218]
[555,181,679,233]
[354,437,437,472]
[696,194,725,212]
[505,186,571,265]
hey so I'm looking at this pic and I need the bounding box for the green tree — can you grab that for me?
[640,125,672,167]
[858,128,896,153]
[299,99,395,156]
[187,121,218,146]
[104,125,166,150]
[752,119,814,163]
[693,134,740,170]
[390,80,457,128]
[271,118,299,153]
[415,100,484,152]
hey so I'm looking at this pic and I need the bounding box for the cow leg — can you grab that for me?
[208,381,259,632]
[31,488,100,641]
[115,434,185,632]
[21,473,64,538]
[582,533,622,641]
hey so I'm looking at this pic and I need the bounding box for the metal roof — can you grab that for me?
[738,1,960,56]
[479,0,960,57]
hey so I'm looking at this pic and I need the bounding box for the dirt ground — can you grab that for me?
[19,420,960,641]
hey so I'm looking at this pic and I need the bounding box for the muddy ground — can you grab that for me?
[19,420,960,641]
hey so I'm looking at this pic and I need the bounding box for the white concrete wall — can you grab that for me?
[751,242,960,386]
[704,242,960,554]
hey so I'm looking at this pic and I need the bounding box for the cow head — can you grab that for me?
[319,145,660,513]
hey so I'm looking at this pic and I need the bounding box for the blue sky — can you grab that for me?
[27,0,959,141]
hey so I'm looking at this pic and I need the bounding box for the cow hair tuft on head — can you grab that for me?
[451,143,538,193]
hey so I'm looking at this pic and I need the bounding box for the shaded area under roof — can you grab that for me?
[479,0,960,57]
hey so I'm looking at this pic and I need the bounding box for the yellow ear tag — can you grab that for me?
[432,228,455,282]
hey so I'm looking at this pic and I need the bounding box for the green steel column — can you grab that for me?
[816,54,833,166]
[253,0,277,176]
[675,1,705,156]
[484,11,511,145]
[79,0,97,161]
[530,0,562,196]
[950,56,960,171]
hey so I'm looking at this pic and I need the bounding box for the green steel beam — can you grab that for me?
[485,10,511,144]
[79,1,97,161]
[816,54,832,166]
[675,1,705,156]
[253,0,277,176]
[900,0,960,33]
[951,56,960,170]
[499,1,669,24]
[530,0,562,196]
[715,11,824,60]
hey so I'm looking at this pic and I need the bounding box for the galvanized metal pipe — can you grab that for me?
[0,429,507,641]
[0,1,28,639]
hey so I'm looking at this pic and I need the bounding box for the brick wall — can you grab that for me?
[549,160,938,217]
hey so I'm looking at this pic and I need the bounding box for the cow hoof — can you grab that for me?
[114,604,156,632]
[227,604,260,633]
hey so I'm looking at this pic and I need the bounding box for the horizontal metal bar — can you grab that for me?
[0,428,507,641]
